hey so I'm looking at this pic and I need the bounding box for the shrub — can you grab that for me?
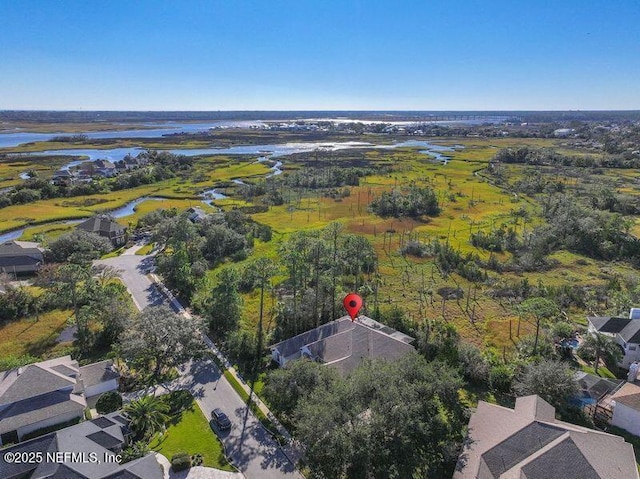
[120,441,150,463]
[400,240,432,258]
[160,390,194,415]
[490,364,514,393]
[458,343,490,384]
[95,391,123,414]
[369,186,440,218]
[171,452,191,472]
[0,354,40,371]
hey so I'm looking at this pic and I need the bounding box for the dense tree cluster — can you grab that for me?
[154,209,272,299]
[118,305,206,379]
[265,354,466,479]
[47,229,114,263]
[282,166,372,189]
[493,146,640,169]
[274,223,377,340]
[369,186,440,218]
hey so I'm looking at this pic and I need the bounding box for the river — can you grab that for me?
[0,196,167,242]
[0,121,264,149]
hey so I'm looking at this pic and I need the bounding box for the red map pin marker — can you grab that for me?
[343,293,363,321]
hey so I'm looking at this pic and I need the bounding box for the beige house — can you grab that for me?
[454,395,639,479]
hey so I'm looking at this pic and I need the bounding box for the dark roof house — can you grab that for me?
[454,395,639,479]
[186,207,208,223]
[270,315,415,376]
[0,356,120,446]
[0,412,163,479]
[588,310,640,368]
[0,240,44,275]
[77,216,127,247]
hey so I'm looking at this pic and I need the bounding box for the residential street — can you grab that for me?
[180,361,302,479]
[96,247,303,479]
[95,250,165,310]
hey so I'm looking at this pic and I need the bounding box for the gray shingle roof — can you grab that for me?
[272,315,415,376]
[481,422,565,477]
[0,357,119,437]
[453,395,639,479]
[575,372,623,401]
[0,389,86,435]
[0,434,56,479]
[80,360,119,388]
[0,241,44,269]
[0,365,76,405]
[588,316,640,344]
[77,217,125,236]
[86,430,123,450]
[520,437,599,479]
[0,241,43,258]
[0,412,161,479]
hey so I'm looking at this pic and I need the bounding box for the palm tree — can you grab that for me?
[579,333,623,375]
[123,395,170,440]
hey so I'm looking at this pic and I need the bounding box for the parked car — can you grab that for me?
[212,408,231,430]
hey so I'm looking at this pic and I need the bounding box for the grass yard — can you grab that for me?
[580,364,618,379]
[0,309,73,361]
[150,397,234,471]
[135,243,155,255]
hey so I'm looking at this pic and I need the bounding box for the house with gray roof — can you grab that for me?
[588,309,640,368]
[270,315,415,376]
[0,240,44,275]
[186,207,208,223]
[454,395,639,479]
[76,216,127,247]
[94,160,117,178]
[0,356,119,446]
[0,412,163,479]
[51,169,76,186]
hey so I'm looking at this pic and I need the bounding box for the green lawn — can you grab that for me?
[580,364,618,379]
[150,399,234,471]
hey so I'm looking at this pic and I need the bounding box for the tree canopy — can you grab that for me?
[119,305,206,379]
[271,353,465,478]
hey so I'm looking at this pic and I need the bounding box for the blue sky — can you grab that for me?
[1,1,639,110]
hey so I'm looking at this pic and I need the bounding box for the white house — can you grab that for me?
[610,373,640,437]
[0,356,119,446]
[587,309,640,368]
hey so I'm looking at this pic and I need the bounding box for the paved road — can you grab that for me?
[95,251,165,310]
[180,361,302,479]
[97,249,303,479]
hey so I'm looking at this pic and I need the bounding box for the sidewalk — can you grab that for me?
[147,273,304,467]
